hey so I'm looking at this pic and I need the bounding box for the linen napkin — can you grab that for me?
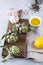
[27,26,43,62]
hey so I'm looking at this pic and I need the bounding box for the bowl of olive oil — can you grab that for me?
[29,16,42,27]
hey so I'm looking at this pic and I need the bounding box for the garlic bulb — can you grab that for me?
[10,15,19,24]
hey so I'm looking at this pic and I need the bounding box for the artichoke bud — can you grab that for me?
[7,34,18,43]
[10,46,20,55]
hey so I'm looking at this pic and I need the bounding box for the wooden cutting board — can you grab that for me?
[2,19,28,58]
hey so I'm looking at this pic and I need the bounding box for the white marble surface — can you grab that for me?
[0,0,43,65]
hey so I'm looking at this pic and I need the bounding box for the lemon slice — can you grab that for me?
[34,37,43,49]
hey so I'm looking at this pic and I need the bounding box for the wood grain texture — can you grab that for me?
[2,19,28,58]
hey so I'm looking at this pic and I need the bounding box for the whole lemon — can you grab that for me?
[34,37,43,49]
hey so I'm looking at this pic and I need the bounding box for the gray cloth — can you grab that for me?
[27,25,43,62]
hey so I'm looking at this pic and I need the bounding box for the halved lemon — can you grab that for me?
[34,37,43,49]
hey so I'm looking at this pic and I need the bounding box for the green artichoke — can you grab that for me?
[19,23,28,33]
[7,35,18,43]
[12,24,19,32]
[11,46,20,55]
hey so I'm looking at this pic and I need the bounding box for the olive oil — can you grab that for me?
[30,18,40,26]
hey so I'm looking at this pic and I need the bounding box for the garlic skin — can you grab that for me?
[10,15,19,24]
[7,9,22,24]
